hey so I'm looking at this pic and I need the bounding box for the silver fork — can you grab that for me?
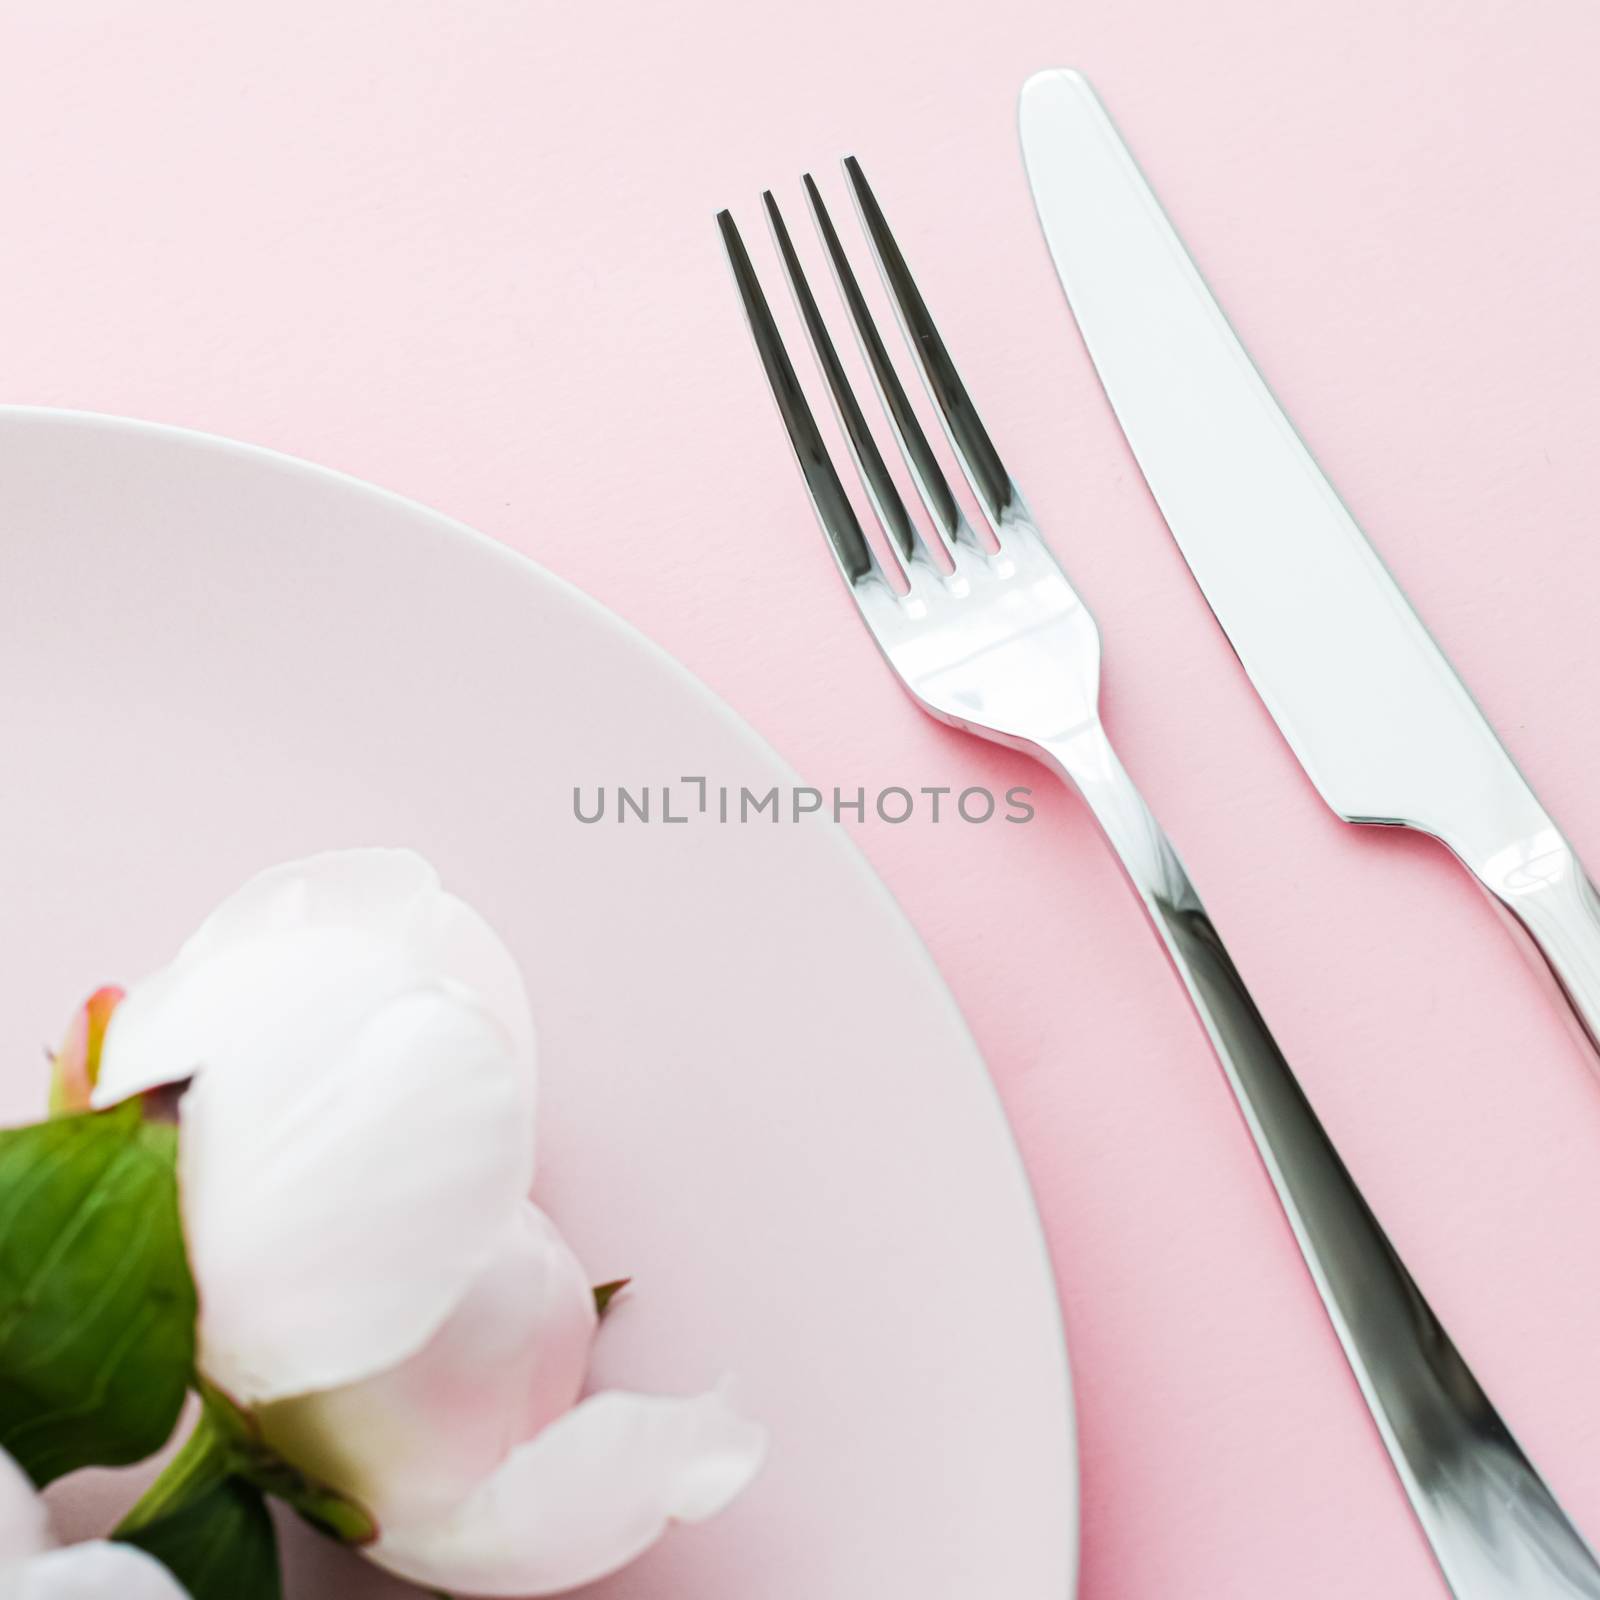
[717,163,1600,1598]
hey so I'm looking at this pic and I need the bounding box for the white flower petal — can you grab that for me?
[95,848,534,1108]
[0,1542,189,1599]
[0,1448,53,1564]
[257,1200,596,1530]
[370,1386,767,1597]
[84,849,539,1404]
[96,927,403,1105]
[184,981,533,1402]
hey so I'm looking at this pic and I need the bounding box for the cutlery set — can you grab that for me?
[719,66,1600,1600]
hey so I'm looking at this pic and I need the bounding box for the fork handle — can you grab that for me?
[1038,723,1600,1599]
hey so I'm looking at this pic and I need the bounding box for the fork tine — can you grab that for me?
[716,209,879,586]
[843,156,1023,537]
[802,174,983,556]
[763,190,931,573]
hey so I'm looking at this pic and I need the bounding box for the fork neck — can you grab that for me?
[1030,722,1197,926]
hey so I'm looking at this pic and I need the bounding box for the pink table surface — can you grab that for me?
[6,4,1600,1597]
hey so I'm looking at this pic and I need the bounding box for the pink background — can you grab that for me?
[5,3,1600,1597]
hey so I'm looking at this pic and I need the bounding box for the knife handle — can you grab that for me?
[1476,831,1600,1068]
[1039,724,1600,1599]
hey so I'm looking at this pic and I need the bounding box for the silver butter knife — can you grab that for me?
[1020,68,1600,1065]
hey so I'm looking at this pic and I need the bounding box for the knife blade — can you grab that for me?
[1019,67,1600,1064]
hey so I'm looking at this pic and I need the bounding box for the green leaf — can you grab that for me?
[593,1278,630,1319]
[0,1103,197,1485]
[118,1477,281,1600]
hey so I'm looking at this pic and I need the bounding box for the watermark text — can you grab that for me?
[573,778,1035,825]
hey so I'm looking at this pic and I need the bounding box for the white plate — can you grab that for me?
[0,409,1076,1598]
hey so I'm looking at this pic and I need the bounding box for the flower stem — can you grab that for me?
[115,1408,232,1535]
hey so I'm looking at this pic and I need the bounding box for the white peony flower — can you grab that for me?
[0,1446,188,1599]
[90,849,764,1596]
